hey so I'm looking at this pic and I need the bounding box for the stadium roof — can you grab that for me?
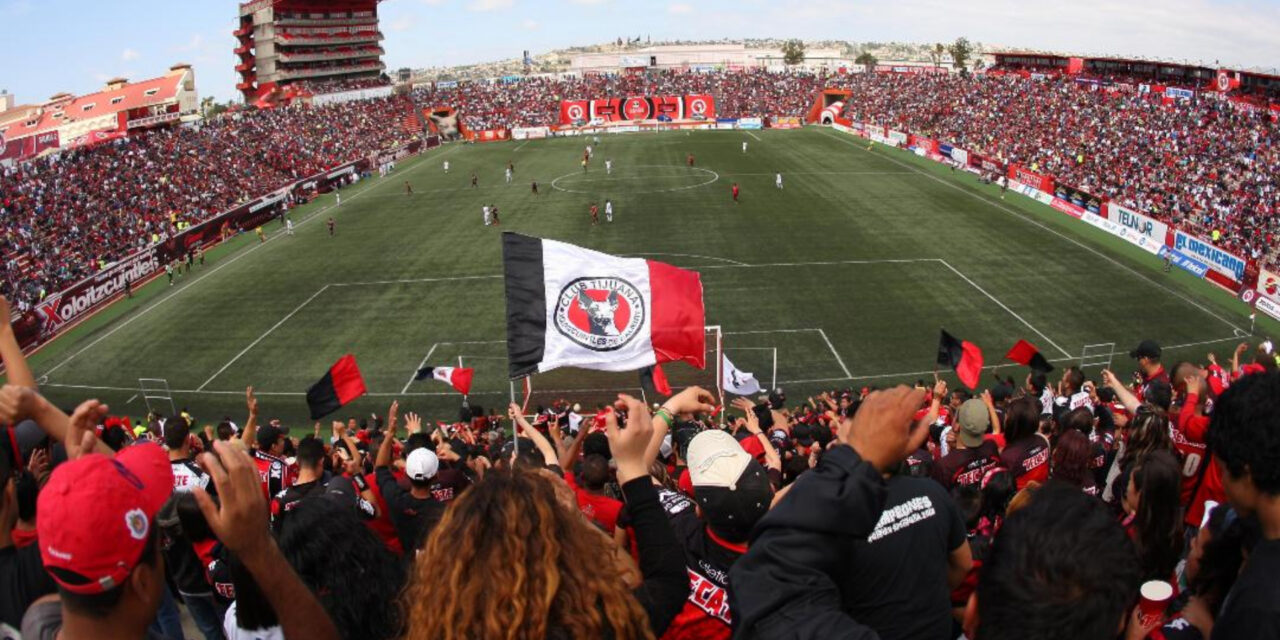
[0,66,190,141]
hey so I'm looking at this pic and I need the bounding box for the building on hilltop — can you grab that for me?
[235,0,387,103]
[0,65,198,164]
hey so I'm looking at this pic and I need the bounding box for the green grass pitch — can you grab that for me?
[15,127,1274,426]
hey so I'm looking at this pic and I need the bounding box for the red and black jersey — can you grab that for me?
[661,508,743,640]
[252,449,295,500]
[999,436,1049,490]
[936,441,1002,489]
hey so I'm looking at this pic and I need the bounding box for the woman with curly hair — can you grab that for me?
[402,392,705,640]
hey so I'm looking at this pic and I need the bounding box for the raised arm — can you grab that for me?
[646,386,717,466]
[239,386,260,449]
[193,441,340,640]
[0,385,111,454]
[374,401,399,469]
[0,296,36,388]
[1101,369,1141,413]
[508,403,557,467]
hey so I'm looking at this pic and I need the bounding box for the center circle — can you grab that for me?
[549,164,720,195]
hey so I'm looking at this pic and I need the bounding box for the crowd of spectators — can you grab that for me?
[1,291,1278,639]
[5,67,1279,319]
[412,69,828,131]
[840,73,1280,268]
[292,75,389,95]
[0,95,418,310]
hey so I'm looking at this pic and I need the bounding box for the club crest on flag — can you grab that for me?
[554,277,646,351]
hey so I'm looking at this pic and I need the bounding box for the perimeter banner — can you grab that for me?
[1009,164,1053,193]
[1173,231,1247,281]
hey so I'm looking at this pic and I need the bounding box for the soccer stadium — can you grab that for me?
[1,1,1279,639]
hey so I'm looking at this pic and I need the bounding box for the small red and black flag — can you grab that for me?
[937,330,984,390]
[639,364,673,398]
[306,354,368,420]
[1005,339,1055,373]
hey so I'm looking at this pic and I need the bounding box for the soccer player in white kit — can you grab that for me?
[586,145,593,159]
[505,167,513,183]
[605,159,613,175]
[286,219,294,235]
[443,160,450,174]
[605,199,614,223]
[742,141,748,153]
[483,205,491,226]
[336,192,341,206]
[775,173,783,189]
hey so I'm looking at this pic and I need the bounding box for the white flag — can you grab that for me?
[721,354,761,396]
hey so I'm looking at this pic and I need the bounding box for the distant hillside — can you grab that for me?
[411,38,991,82]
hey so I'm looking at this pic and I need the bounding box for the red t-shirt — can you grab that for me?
[1175,395,1226,528]
[362,471,405,555]
[565,472,623,534]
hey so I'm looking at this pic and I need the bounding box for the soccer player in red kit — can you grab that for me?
[687,153,695,168]
[405,181,413,195]
[589,203,600,225]
[731,183,740,203]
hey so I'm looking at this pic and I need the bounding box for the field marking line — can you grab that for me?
[513,140,531,152]
[719,171,913,177]
[329,274,503,287]
[628,252,749,266]
[43,335,1242,397]
[400,343,439,395]
[937,259,1073,359]
[550,165,720,194]
[744,130,762,142]
[817,328,853,379]
[39,144,461,380]
[816,127,1247,335]
[698,257,940,270]
[195,285,331,391]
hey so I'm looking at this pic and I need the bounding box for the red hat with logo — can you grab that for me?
[36,443,173,594]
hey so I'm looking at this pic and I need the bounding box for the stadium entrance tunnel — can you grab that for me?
[550,165,720,195]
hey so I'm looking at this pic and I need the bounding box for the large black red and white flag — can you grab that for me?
[503,232,705,377]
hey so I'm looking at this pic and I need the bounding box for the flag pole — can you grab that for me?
[713,325,725,428]
[771,348,777,391]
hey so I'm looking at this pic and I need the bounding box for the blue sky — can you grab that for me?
[1,0,1278,104]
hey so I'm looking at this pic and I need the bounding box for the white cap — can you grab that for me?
[406,448,439,482]
[687,430,751,489]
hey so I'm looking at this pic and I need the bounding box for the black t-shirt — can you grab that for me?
[0,543,56,632]
[376,466,445,553]
[1214,538,1280,639]
[840,475,968,640]
[936,440,1001,488]
[662,505,744,639]
[999,436,1049,489]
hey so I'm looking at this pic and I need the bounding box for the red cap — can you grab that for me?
[36,443,173,594]
[739,432,766,463]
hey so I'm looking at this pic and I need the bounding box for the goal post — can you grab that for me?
[138,378,177,416]
[1079,343,1116,372]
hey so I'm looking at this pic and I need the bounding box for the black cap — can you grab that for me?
[256,424,285,449]
[1129,340,1162,359]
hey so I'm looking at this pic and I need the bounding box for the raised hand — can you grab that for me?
[605,394,653,483]
[405,412,423,434]
[66,399,108,460]
[246,386,259,416]
[662,386,717,416]
[385,401,399,435]
[193,441,272,559]
[838,386,928,473]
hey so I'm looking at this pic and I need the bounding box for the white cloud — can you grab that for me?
[468,0,513,11]
[390,15,417,32]
[668,2,692,13]
[121,48,140,62]
[420,0,448,4]
[522,18,540,30]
